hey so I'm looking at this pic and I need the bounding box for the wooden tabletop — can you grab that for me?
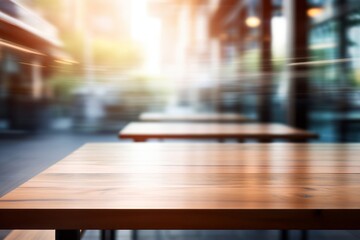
[139,112,252,122]
[0,143,359,230]
[119,122,318,142]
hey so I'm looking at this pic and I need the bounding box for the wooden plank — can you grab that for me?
[119,122,318,141]
[139,112,253,123]
[0,143,359,229]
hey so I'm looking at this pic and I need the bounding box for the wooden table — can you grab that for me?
[0,143,359,240]
[139,112,253,123]
[119,122,318,142]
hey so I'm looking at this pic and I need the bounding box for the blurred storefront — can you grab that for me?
[0,0,358,142]
[208,0,360,142]
[0,0,65,130]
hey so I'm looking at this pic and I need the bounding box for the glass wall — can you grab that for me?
[307,0,360,141]
[0,44,50,130]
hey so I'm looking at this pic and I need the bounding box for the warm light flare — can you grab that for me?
[0,39,44,55]
[54,59,78,65]
[307,7,324,18]
[245,16,261,28]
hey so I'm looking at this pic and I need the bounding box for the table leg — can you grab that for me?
[131,230,138,240]
[300,230,308,240]
[56,230,81,240]
[280,230,289,240]
[101,230,116,240]
[110,230,116,240]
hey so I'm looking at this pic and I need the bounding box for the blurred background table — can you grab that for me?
[139,112,253,123]
[119,122,318,142]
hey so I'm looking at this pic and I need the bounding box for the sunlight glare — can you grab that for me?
[131,0,162,73]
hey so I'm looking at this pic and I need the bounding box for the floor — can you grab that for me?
[82,230,360,240]
[0,131,359,240]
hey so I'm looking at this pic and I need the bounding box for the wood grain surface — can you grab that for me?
[119,122,318,141]
[139,112,253,122]
[4,230,54,240]
[0,143,359,230]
